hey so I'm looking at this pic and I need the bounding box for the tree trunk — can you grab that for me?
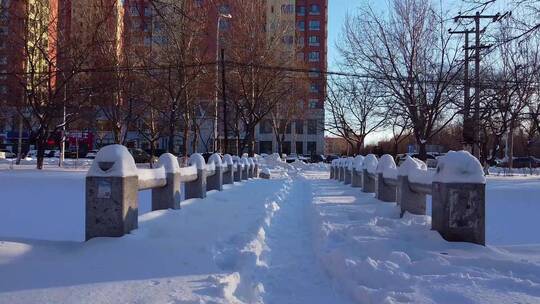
[508,119,515,170]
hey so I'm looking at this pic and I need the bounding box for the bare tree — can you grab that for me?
[339,0,463,159]
[325,75,389,155]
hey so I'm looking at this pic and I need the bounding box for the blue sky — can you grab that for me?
[328,1,362,70]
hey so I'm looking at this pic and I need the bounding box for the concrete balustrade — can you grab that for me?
[207,153,223,191]
[222,154,234,185]
[329,151,486,246]
[85,145,262,241]
[241,157,250,180]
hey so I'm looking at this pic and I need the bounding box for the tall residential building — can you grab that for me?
[256,0,327,156]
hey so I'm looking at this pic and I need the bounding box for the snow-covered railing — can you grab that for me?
[329,151,486,245]
[85,145,260,241]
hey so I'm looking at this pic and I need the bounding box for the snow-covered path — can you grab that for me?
[251,176,353,304]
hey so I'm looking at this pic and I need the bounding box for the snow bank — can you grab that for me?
[310,176,540,304]
[354,155,364,171]
[87,145,137,177]
[188,153,206,169]
[362,154,378,174]
[434,151,486,184]
[157,153,180,174]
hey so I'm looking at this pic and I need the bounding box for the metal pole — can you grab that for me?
[221,48,229,154]
[214,16,221,153]
[474,12,481,159]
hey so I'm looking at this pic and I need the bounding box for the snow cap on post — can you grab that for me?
[362,154,378,174]
[248,158,255,166]
[157,153,180,174]
[223,154,234,166]
[354,155,364,171]
[208,153,223,167]
[331,159,338,166]
[376,154,397,174]
[347,157,355,170]
[433,151,486,184]
[87,144,137,177]
[189,153,206,169]
[241,156,249,166]
[398,155,426,176]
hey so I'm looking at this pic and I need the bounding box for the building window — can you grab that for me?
[296,141,304,154]
[309,68,321,78]
[219,4,230,14]
[308,35,320,46]
[0,56,6,65]
[282,141,291,155]
[0,26,7,35]
[310,84,319,93]
[297,52,304,61]
[307,141,317,154]
[308,52,320,62]
[0,85,6,94]
[0,40,5,49]
[259,141,273,154]
[309,4,321,15]
[297,6,306,16]
[129,5,139,16]
[260,119,272,134]
[295,120,304,134]
[0,70,6,80]
[194,0,204,8]
[309,20,320,31]
[297,21,305,31]
[219,19,230,30]
[297,36,304,47]
[308,99,318,108]
[308,119,318,134]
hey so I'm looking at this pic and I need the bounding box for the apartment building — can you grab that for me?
[256,0,327,156]
[0,0,327,156]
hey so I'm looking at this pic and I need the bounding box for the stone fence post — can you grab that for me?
[241,157,249,180]
[207,153,223,191]
[233,156,243,182]
[431,151,486,245]
[338,159,345,182]
[85,145,138,240]
[375,155,397,202]
[344,157,353,185]
[396,156,428,217]
[185,153,207,199]
[152,153,182,211]
[222,154,234,185]
[351,156,364,187]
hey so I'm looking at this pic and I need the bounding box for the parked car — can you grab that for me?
[0,150,16,159]
[26,150,38,158]
[498,156,540,168]
[285,153,307,163]
[324,155,339,163]
[309,154,326,163]
[128,148,152,163]
[85,149,100,159]
[396,153,436,167]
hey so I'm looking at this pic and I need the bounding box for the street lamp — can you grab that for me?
[213,13,232,153]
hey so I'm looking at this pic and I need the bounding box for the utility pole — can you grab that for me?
[452,11,503,159]
[221,48,229,154]
[449,28,474,153]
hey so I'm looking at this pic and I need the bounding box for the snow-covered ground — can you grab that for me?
[0,161,539,303]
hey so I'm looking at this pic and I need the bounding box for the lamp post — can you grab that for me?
[214,13,232,153]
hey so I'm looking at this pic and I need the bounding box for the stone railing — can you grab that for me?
[330,151,486,245]
[85,145,260,241]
